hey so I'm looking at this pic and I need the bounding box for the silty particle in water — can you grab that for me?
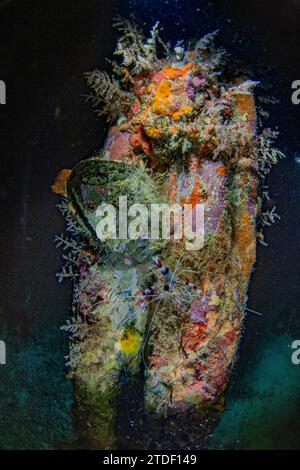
[294,155,300,163]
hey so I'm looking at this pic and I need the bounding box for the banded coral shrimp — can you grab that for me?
[115,254,207,368]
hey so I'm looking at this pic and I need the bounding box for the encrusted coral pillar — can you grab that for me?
[144,94,258,416]
[70,264,151,449]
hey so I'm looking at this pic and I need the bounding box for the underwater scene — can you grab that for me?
[0,0,299,452]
